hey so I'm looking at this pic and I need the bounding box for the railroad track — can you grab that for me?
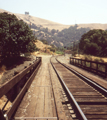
[0,56,107,120]
[51,56,107,120]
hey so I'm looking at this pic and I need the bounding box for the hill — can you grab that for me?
[78,23,107,30]
[1,8,107,47]
[34,40,51,55]
[1,8,107,30]
[0,9,70,31]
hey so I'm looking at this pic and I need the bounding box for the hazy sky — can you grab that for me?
[0,0,107,25]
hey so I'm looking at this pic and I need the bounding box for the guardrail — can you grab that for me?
[70,57,107,78]
[0,57,42,120]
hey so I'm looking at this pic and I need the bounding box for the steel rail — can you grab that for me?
[56,58,107,97]
[50,57,87,120]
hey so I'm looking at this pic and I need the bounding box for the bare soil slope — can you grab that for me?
[35,40,51,50]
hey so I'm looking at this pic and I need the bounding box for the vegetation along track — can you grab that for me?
[51,56,107,120]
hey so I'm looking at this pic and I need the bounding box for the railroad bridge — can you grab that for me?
[0,55,107,120]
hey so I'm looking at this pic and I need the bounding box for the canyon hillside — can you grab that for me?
[1,9,107,47]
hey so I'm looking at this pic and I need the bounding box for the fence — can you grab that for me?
[0,57,42,120]
[70,57,107,78]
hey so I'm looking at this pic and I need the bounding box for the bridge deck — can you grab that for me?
[14,55,107,120]
[14,56,57,119]
[14,56,70,120]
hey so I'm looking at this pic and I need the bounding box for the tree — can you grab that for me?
[0,12,37,60]
[84,42,101,55]
[79,29,107,56]
[51,29,56,35]
[41,39,48,44]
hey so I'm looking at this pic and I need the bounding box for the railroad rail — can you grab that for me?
[0,57,42,120]
[0,55,107,120]
[51,56,107,120]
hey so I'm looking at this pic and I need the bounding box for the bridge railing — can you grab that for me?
[70,57,107,78]
[0,57,42,120]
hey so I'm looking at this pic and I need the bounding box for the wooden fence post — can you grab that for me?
[81,60,82,67]
[74,59,75,65]
[90,62,92,71]
[70,57,71,64]
[105,64,107,78]
[96,63,98,74]
[84,60,86,68]
[70,58,107,78]
[72,58,74,64]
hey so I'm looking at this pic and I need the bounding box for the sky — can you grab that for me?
[0,0,107,25]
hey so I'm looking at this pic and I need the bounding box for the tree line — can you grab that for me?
[31,23,90,47]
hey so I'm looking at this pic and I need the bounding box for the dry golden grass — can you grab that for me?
[0,65,6,81]
[75,54,107,63]
[1,8,107,31]
[35,40,51,50]
[32,40,52,56]
[78,23,107,30]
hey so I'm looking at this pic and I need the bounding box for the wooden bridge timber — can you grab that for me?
[0,55,107,120]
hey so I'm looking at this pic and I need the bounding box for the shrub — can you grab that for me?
[48,47,56,52]
[56,51,64,55]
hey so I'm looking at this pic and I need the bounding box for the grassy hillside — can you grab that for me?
[1,9,107,47]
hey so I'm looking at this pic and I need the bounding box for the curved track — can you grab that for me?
[51,56,107,120]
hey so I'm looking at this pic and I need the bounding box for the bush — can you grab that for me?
[56,51,64,55]
[24,53,31,57]
[72,51,78,57]
[41,40,48,44]
[48,47,56,52]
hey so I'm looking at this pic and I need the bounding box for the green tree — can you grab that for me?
[51,29,56,35]
[41,39,48,44]
[79,29,107,56]
[0,12,37,60]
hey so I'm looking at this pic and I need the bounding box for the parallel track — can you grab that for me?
[51,56,107,120]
